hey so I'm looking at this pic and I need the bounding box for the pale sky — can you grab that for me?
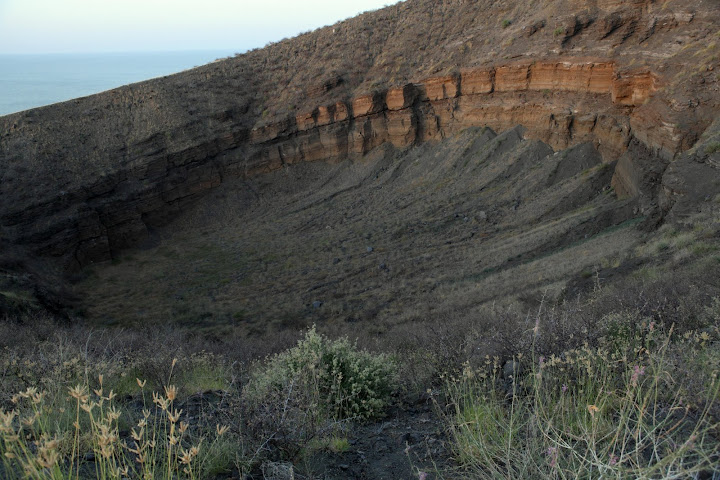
[0,0,402,54]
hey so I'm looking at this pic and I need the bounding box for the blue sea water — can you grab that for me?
[0,50,236,116]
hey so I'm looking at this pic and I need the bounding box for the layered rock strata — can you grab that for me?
[0,59,687,269]
[247,60,658,177]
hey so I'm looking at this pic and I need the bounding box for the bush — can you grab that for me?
[241,327,395,461]
[705,141,720,154]
[244,326,395,422]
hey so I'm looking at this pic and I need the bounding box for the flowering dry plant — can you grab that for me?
[0,368,232,480]
[443,317,720,478]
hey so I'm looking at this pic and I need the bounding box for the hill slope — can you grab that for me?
[1,2,720,478]
[75,125,635,333]
[1,0,718,273]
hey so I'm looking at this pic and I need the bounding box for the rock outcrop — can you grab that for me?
[0,0,718,273]
[247,60,657,178]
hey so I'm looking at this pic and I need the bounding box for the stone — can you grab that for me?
[418,75,460,101]
[612,70,658,106]
[523,19,546,37]
[495,63,531,92]
[352,92,385,118]
[461,68,494,95]
[386,83,417,110]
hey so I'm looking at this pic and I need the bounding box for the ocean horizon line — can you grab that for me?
[0,50,237,116]
[0,49,239,57]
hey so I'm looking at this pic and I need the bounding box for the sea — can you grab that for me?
[0,50,237,117]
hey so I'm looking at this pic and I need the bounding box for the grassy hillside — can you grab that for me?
[1,234,718,478]
[74,127,635,337]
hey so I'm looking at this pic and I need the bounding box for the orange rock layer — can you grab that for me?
[247,60,660,175]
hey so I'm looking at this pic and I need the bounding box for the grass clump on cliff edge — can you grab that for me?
[705,141,720,154]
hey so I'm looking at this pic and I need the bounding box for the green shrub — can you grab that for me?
[501,19,512,29]
[241,327,396,461]
[244,326,395,421]
[705,141,720,154]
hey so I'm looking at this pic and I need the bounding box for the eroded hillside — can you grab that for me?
[75,126,640,334]
[1,3,720,478]
[0,0,719,321]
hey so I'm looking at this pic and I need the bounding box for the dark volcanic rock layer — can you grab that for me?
[0,0,719,273]
[76,125,641,329]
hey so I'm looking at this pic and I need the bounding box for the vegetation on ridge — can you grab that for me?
[443,313,720,478]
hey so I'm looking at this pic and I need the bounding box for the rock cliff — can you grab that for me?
[0,0,718,272]
[253,59,651,162]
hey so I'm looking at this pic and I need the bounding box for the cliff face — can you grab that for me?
[0,0,718,271]
[248,59,655,179]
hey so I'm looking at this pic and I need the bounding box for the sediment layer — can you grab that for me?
[0,0,717,270]
[0,60,679,269]
[249,60,659,179]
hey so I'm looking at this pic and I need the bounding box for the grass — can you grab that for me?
[327,435,351,453]
[0,374,234,480]
[441,316,720,479]
[520,216,646,266]
[0,325,395,478]
[2,251,720,477]
[636,214,720,260]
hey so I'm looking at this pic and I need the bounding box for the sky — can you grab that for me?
[0,0,402,55]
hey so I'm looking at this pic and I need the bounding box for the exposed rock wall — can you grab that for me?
[0,0,716,325]
[0,59,674,269]
[247,60,657,175]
